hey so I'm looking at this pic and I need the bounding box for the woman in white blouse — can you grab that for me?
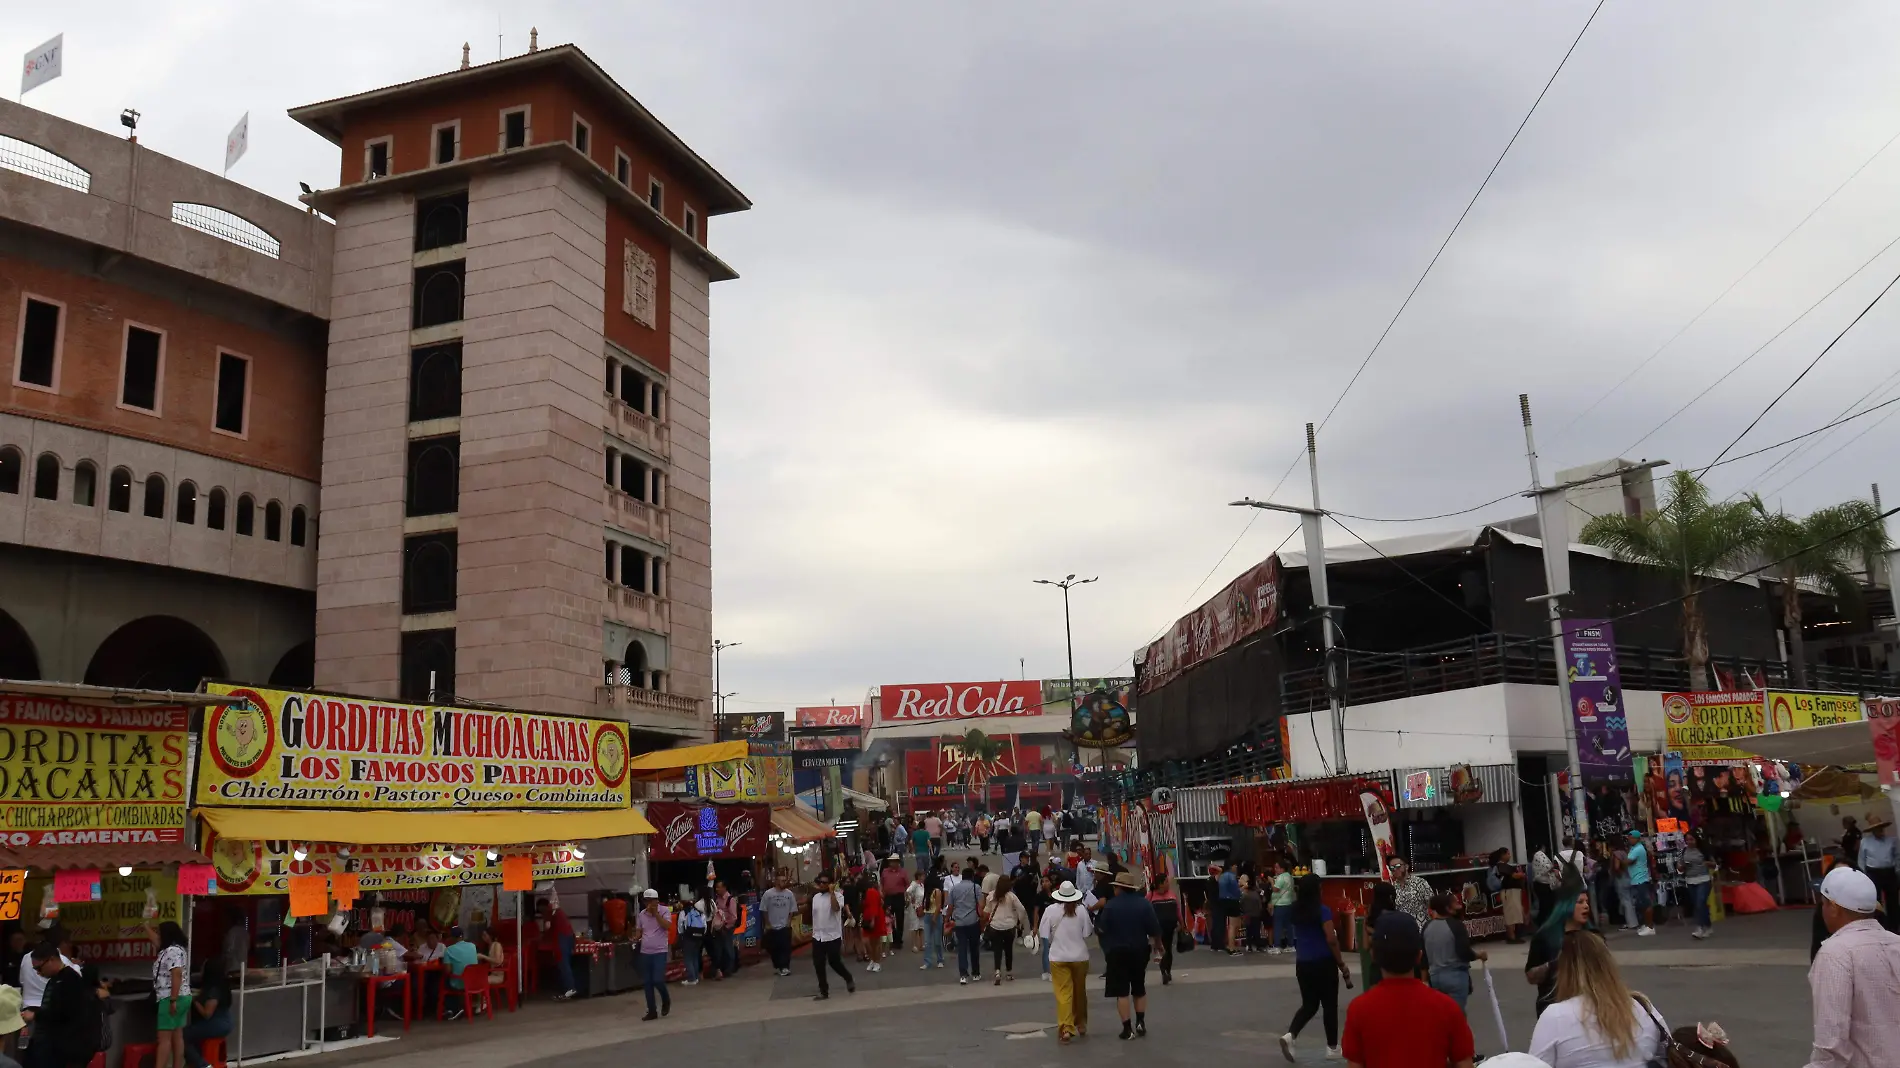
[1528,931,1669,1068]
[1038,881,1093,1044]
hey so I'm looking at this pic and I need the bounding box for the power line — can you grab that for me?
[1698,388,1900,476]
[1728,367,1900,493]
[1555,122,1900,443]
[1761,402,1900,500]
[1330,490,1524,524]
[1623,229,1900,455]
[1705,264,1900,468]
[1326,514,1493,630]
[1313,0,1605,438]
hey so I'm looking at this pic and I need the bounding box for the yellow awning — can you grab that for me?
[628,740,746,772]
[770,805,837,843]
[195,807,656,845]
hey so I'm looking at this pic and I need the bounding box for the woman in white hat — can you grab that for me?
[1038,881,1093,1043]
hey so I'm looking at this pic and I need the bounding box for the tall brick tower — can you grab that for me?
[290,42,746,745]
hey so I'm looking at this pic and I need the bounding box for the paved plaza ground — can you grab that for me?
[306,905,1818,1068]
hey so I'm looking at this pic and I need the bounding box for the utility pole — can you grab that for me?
[1232,422,1347,772]
[1519,395,1667,846]
[713,639,741,719]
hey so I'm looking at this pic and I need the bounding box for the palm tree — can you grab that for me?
[1579,470,1762,691]
[1755,498,1890,689]
[956,727,1006,812]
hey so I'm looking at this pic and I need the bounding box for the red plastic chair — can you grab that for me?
[488,950,520,1012]
[197,1036,228,1068]
[121,1042,157,1068]
[443,963,494,1022]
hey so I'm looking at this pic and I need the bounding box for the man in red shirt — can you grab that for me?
[1342,913,1475,1068]
[879,856,911,949]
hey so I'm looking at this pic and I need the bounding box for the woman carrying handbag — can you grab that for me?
[981,879,1029,984]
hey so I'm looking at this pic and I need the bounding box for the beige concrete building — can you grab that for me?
[289,43,746,743]
[0,43,743,747]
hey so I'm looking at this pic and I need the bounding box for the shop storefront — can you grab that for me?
[195,683,654,1055]
[0,682,235,1065]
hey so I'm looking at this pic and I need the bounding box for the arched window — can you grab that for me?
[264,500,282,541]
[142,474,166,518]
[72,461,96,507]
[413,264,464,327]
[403,533,457,613]
[107,468,132,512]
[32,454,57,500]
[406,437,459,516]
[235,494,255,536]
[175,482,197,525]
[0,448,20,494]
[408,342,462,421]
[206,488,227,530]
[290,506,308,547]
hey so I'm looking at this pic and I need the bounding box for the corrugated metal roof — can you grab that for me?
[1392,763,1519,809]
[1172,785,1229,825]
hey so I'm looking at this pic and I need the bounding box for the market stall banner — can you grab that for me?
[1869,698,1900,786]
[1563,620,1634,781]
[1764,690,1863,732]
[0,695,189,846]
[790,736,861,771]
[683,757,793,803]
[716,712,785,743]
[198,685,631,810]
[1220,776,1394,827]
[1662,691,1764,765]
[875,681,1044,725]
[794,706,864,728]
[205,837,584,895]
[27,869,180,961]
[1136,557,1280,695]
[646,802,769,861]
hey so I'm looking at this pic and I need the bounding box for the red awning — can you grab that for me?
[0,843,209,871]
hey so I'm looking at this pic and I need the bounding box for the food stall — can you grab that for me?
[194,683,654,1053]
[1387,763,1520,937]
[0,681,247,1068]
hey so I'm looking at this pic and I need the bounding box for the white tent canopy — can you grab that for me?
[1723,721,1876,766]
[840,786,889,812]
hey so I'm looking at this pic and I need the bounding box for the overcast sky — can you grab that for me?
[15,2,1900,710]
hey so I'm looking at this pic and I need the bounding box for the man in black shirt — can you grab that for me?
[1096,870,1162,1039]
[28,943,97,1068]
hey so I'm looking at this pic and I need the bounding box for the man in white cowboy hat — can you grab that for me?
[1805,865,1900,1068]
[1097,868,1163,1040]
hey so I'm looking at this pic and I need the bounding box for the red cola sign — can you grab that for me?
[646,801,769,861]
[876,681,1043,725]
[1220,776,1393,827]
[794,706,864,728]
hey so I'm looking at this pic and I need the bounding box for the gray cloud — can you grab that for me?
[13,1,1900,709]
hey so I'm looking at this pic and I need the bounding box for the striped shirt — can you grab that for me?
[1806,919,1900,1068]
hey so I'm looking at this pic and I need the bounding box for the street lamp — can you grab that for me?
[713,639,741,717]
[1033,573,1097,718]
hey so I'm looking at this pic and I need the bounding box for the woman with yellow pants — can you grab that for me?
[1038,880,1094,1043]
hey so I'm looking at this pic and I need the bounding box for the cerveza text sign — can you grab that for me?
[198,685,631,810]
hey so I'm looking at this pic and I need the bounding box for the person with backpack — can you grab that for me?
[27,944,98,1068]
[677,892,709,985]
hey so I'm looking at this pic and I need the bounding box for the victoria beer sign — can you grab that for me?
[645,801,769,861]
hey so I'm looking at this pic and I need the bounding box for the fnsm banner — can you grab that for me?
[0,695,189,845]
[198,685,631,810]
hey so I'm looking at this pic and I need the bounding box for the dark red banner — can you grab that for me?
[1220,776,1392,827]
[645,801,769,861]
[1138,557,1280,695]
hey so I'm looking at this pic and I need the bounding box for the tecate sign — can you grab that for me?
[877,681,1044,725]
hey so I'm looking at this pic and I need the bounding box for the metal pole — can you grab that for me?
[1521,394,1589,844]
[714,644,720,719]
[1306,423,1348,773]
[1063,584,1076,713]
